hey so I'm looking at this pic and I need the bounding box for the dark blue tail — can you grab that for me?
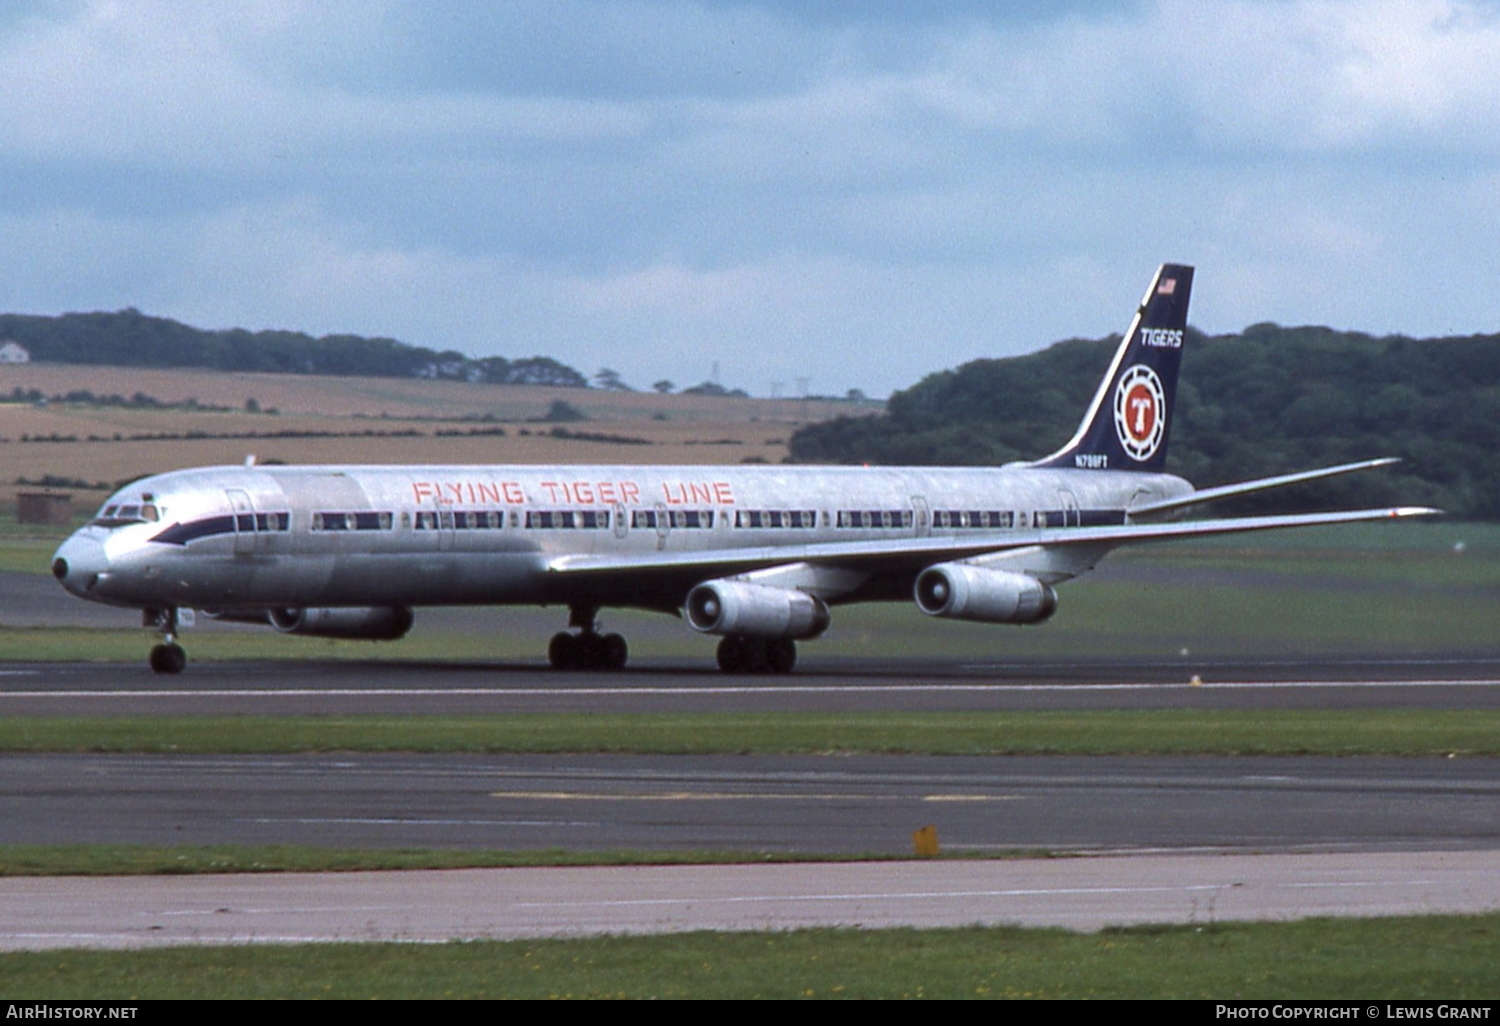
[1032,263,1194,473]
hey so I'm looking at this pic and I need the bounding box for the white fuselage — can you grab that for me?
[52,462,1193,615]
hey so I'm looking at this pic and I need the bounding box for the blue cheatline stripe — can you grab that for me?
[151,515,236,546]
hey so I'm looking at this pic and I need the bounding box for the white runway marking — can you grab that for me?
[3,679,1499,699]
[516,883,1232,908]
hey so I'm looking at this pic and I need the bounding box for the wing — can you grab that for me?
[549,504,1439,603]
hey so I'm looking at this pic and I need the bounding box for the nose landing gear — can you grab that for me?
[145,607,187,674]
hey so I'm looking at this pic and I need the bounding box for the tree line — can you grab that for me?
[0,308,589,387]
[789,323,1500,520]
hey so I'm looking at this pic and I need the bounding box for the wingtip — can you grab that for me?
[1389,505,1443,518]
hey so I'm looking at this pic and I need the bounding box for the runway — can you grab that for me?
[5,851,1500,951]
[5,655,1500,715]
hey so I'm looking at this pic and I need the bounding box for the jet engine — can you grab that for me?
[913,564,1057,625]
[267,606,415,640]
[685,580,831,639]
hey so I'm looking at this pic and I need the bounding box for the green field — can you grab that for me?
[4,709,1498,756]
[4,917,1498,999]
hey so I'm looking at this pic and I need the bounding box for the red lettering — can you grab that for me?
[477,482,501,504]
[597,481,617,505]
[412,482,434,503]
[663,482,683,505]
[713,482,735,505]
[621,482,641,504]
[502,482,525,504]
[541,481,561,503]
[689,482,712,504]
[575,481,594,504]
[444,482,463,505]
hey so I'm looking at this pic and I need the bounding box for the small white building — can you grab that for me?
[0,341,30,364]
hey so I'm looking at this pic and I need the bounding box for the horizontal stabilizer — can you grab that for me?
[1128,458,1403,518]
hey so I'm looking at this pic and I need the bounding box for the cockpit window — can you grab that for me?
[91,502,156,528]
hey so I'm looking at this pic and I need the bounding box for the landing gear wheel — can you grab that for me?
[548,631,578,670]
[599,632,628,670]
[149,643,187,675]
[716,635,746,673]
[716,636,792,675]
[549,630,628,671]
[767,638,797,674]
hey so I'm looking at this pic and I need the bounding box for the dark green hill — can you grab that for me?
[0,309,588,388]
[790,324,1500,519]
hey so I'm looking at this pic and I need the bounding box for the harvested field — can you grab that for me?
[0,363,865,422]
[0,364,875,505]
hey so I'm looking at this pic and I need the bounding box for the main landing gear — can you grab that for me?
[548,605,628,671]
[715,636,796,675]
[145,607,187,675]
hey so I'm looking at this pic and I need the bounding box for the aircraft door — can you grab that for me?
[613,503,628,539]
[226,489,256,555]
[655,501,670,551]
[911,496,931,537]
[1057,489,1080,528]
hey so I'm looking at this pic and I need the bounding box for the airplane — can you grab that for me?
[50,263,1436,675]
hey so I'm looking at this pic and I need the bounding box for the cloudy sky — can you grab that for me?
[2,0,1499,396]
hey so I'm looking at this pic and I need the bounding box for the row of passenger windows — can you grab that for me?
[293,507,1027,532]
[238,511,292,532]
[736,509,818,529]
[415,510,506,530]
[527,510,611,530]
[933,510,1015,529]
[837,509,916,529]
[173,505,1073,535]
[632,509,715,529]
[310,511,389,531]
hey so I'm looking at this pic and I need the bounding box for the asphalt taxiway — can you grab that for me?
[5,752,1499,854]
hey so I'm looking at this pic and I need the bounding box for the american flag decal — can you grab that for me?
[1157,278,1177,295]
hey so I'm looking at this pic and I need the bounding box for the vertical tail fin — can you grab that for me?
[1032,263,1194,473]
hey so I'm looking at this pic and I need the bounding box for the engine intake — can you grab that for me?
[267,606,415,640]
[685,580,831,639]
[913,564,1057,625]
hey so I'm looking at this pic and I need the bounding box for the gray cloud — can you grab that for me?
[2,0,1499,396]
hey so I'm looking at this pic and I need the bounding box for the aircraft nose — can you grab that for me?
[51,533,110,597]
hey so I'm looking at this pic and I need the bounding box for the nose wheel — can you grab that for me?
[144,607,188,674]
[149,643,187,675]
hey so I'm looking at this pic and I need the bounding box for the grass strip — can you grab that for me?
[3,710,1500,756]
[3,916,1498,998]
